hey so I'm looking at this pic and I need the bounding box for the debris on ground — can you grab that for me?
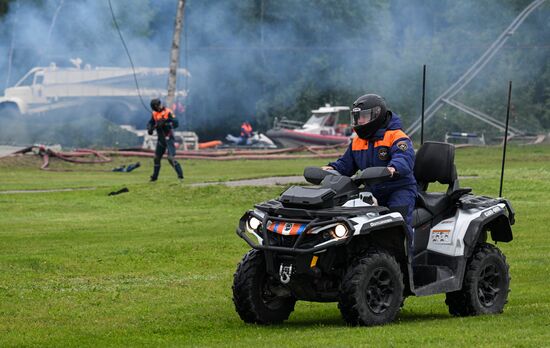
[10,145,112,169]
[112,162,141,172]
[108,187,129,196]
[3,144,347,170]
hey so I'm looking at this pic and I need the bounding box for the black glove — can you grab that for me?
[147,123,154,135]
[156,119,167,129]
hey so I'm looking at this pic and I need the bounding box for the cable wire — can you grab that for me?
[107,0,150,112]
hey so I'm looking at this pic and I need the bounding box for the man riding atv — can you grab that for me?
[323,94,417,242]
[231,95,514,327]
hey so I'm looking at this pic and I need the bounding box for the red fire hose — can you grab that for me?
[6,144,344,169]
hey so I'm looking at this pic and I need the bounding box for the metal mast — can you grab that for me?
[406,0,546,138]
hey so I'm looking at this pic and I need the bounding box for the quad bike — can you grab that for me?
[232,141,514,326]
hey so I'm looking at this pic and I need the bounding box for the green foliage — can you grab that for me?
[0,0,9,17]
[185,0,549,140]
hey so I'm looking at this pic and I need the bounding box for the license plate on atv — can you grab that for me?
[267,221,307,235]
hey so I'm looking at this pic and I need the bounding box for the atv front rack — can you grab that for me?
[255,199,388,218]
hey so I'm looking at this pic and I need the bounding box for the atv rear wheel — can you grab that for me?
[338,248,404,326]
[445,243,510,316]
[232,249,296,324]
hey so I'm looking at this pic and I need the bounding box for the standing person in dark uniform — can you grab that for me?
[147,98,184,182]
[322,94,417,242]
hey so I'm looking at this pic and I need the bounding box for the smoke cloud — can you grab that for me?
[0,0,548,145]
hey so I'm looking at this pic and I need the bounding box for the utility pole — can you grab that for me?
[166,0,186,108]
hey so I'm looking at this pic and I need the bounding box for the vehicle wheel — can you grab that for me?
[232,249,296,324]
[338,248,404,326]
[0,102,21,119]
[445,243,510,316]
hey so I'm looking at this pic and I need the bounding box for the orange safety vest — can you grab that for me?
[152,108,173,122]
[241,122,253,137]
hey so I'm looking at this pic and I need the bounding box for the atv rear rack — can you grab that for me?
[458,195,515,224]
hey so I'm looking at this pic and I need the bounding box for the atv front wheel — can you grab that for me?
[445,243,510,316]
[232,249,296,324]
[338,248,404,326]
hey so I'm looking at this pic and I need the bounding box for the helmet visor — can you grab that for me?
[351,106,382,126]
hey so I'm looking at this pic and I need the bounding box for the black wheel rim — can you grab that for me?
[478,263,501,307]
[261,275,286,310]
[366,267,395,314]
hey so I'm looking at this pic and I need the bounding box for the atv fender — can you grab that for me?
[356,212,412,293]
[463,206,513,258]
[357,213,409,251]
[358,213,407,234]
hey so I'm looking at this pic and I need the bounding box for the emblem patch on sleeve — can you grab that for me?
[397,141,408,151]
[378,147,389,161]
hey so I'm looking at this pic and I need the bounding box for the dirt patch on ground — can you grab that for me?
[191,176,305,187]
[0,174,482,194]
[0,146,26,157]
[0,176,306,194]
[0,187,97,194]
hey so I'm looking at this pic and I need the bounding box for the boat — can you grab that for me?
[267,104,352,147]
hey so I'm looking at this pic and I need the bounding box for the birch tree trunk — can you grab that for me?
[166,0,186,108]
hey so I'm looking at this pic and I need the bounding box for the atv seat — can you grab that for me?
[414,142,471,217]
[417,192,450,217]
[411,207,432,228]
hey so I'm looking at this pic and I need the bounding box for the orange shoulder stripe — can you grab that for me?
[351,137,369,151]
[352,130,409,150]
[375,129,409,147]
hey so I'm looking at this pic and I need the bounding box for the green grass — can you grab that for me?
[0,155,327,190]
[0,145,549,347]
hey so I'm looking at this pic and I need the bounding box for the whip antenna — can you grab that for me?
[499,81,512,197]
[421,64,426,145]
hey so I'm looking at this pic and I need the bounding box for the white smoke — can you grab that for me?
[0,0,547,142]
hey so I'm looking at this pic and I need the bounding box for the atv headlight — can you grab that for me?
[330,224,349,239]
[247,216,262,231]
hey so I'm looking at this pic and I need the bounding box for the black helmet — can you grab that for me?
[351,94,389,139]
[150,98,162,112]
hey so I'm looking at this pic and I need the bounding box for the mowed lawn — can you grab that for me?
[0,145,549,347]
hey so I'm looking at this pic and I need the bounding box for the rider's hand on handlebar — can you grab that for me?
[321,166,334,171]
[387,166,396,177]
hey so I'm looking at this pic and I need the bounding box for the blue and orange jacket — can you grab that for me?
[147,107,178,137]
[328,112,416,196]
[241,122,253,138]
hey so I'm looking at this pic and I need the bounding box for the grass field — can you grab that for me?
[1,145,549,347]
